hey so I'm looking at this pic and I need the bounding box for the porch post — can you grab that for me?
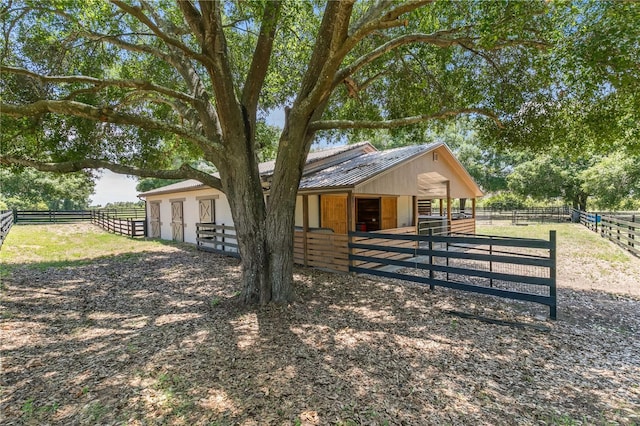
[303,194,309,267]
[472,197,477,234]
[347,192,355,270]
[412,195,418,228]
[446,181,452,233]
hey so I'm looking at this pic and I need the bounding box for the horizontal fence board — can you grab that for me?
[349,254,552,287]
[350,267,555,307]
[197,245,241,258]
[196,223,235,231]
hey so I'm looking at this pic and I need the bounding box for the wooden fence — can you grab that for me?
[0,210,14,249]
[14,209,93,223]
[91,210,146,237]
[13,208,146,224]
[575,209,640,257]
[349,230,557,319]
[195,223,239,257]
[294,229,349,272]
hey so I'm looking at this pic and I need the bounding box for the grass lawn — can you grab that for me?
[1,223,639,425]
[0,223,168,268]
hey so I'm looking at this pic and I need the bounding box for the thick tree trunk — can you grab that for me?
[217,145,271,304]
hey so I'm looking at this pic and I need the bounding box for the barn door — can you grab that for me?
[149,202,161,238]
[171,201,184,242]
[381,197,398,230]
[321,194,348,234]
[199,199,214,223]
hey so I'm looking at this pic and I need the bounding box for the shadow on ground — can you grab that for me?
[1,244,639,425]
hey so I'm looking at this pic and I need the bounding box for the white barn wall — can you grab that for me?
[294,194,321,228]
[145,187,231,243]
[397,195,413,227]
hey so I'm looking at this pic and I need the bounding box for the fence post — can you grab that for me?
[629,215,635,249]
[221,223,225,252]
[549,230,557,320]
[489,237,494,288]
[13,208,17,224]
[428,229,434,290]
[595,214,599,233]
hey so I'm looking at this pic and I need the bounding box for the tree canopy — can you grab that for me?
[0,168,95,210]
[1,0,639,303]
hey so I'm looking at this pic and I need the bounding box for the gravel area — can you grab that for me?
[1,224,639,425]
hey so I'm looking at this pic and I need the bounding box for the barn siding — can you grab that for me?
[145,188,232,243]
[354,146,478,199]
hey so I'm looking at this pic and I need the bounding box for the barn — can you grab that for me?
[138,141,483,270]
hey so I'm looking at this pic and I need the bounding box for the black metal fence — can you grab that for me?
[349,230,557,319]
[475,206,571,225]
[0,210,14,249]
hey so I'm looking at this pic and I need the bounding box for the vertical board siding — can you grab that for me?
[321,195,348,234]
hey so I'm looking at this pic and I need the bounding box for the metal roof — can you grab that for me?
[138,142,376,197]
[299,143,440,190]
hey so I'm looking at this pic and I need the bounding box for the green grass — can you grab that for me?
[0,224,172,278]
[0,224,168,269]
[478,222,631,263]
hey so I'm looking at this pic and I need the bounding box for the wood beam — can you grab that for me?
[303,194,309,267]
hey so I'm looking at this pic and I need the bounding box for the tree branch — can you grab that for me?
[110,0,212,67]
[334,30,469,87]
[1,100,220,153]
[241,1,282,118]
[1,66,199,106]
[309,108,504,131]
[0,156,223,191]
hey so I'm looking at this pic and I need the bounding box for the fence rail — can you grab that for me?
[475,206,571,225]
[0,210,14,249]
[13,208,146,224]
[348,230,557,319]
[196,223,239,257]
[91,211,146,237]
[14,209,93,223]
[574,209,640,257]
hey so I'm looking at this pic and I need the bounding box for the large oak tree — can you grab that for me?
[1,0,637,303]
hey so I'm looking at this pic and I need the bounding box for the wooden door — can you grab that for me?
[381,197,397,230]
[150,202,161,238]
[171,201,184,242]
[321,195,348,234]
[199,199,214,223]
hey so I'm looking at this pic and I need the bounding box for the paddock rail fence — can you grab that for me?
[475,206,571,225]
[0,210,14,249]
[196,223,239,257]
[91,210,147,238]
[574,209,640,257]
[13,208,145,224]
[349,230,557,319]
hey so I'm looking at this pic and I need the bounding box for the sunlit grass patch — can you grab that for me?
[0,223,168,268]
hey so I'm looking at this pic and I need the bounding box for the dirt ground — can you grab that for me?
[1,223,639,425]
